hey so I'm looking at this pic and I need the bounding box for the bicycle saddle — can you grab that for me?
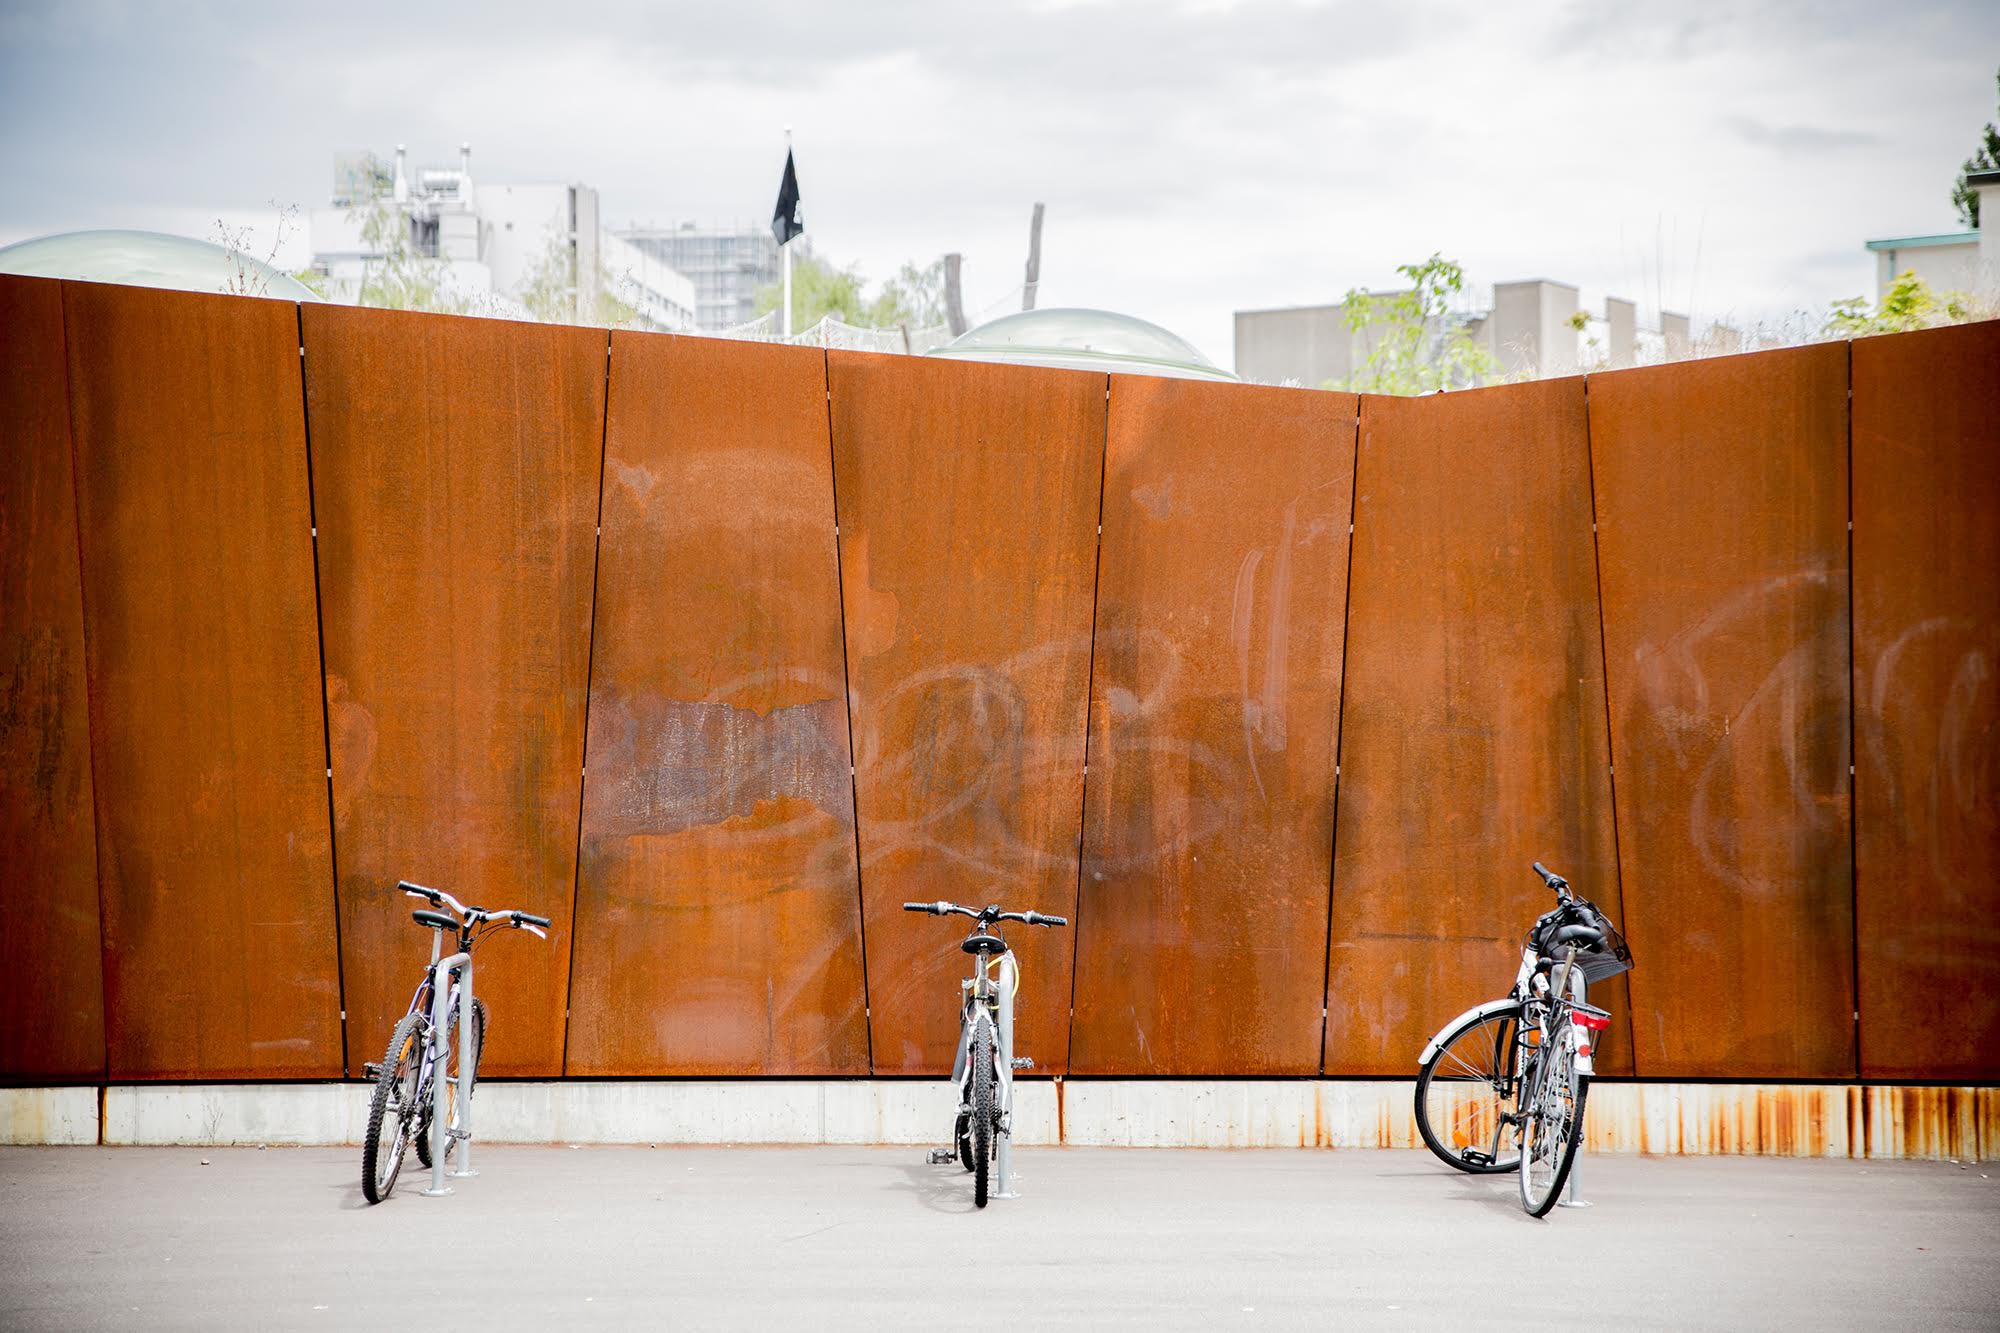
[1549,922,1604,949]
[412,909,457,931]
[961,932,1009,955]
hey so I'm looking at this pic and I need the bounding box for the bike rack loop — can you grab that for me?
[1559,969,1590,1210]
[994,953,1020,1200]
[421,951,475,1198]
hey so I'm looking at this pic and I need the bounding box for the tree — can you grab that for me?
[867,258,948,328]
[349,196,469,313]
[1331,254,1502,395]
[754,251,868,327]
[1951,66,1999,228]
[1825,270,1971,336]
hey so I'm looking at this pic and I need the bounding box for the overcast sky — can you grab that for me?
[3,0,1995,368]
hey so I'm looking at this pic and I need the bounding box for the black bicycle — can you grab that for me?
[1413,862,1633,1217]
[903,900,1067,1208]
[360,881,549,1204]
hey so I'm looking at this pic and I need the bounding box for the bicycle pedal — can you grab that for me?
[362,1063,382,1079]
[1462,1150,1494,1167]
[447,1127,471,1141]
[1010,1057,1034,1069]
[925,1148,957,1165]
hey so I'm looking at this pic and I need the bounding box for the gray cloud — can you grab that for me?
[1726,116,1881,152]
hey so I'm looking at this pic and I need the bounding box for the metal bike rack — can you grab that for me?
[993,953,1021,1200]
[1559,970,1591,1210]
[421,952,475,1197]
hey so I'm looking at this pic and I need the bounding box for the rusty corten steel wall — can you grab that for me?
[1590,344,1856,1079]
[64,282,342,1080]
[1069,377,1356,1075]
[1324,380,1632,1076]
[565,335,868,1076]
[829,353,1105,1076]
[0,276,106,1079]
[302,305,603,1078]
[1851,321,2000,1081]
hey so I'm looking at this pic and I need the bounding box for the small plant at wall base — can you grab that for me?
[1329,254,1503,396]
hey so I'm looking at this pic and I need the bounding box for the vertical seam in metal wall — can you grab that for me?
[1316,396,1365,1075]
[558,328,614,1076]
[294,303,352,1076]
[1579,373,1637,1077]
[820,349,875,1073]
[55,283,112,1084]
[1062,375,1113,1075]
[1842,340,1861,1078]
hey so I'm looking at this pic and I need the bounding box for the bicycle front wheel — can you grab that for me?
[970,1017,996,1209]
[1519,1027,1587,1217]
[361,1012,424,1204]
[1415,1006,1522,1174]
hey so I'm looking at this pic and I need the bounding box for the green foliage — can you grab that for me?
[867,258,948,328]
[1825,270,1973,336]
[755,251,868,327]
[1951,67,1999,228]
[351,198,468,313]
[1330,254,1502,395]
[517,224,578,323]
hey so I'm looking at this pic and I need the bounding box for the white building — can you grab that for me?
[1864,167,2000,301]
[309,145,696,331]
[618,222,803,330]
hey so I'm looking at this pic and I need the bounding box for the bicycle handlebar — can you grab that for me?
[901,901,1067,928]
[1530,862,1571,897]
[401,881,549,939]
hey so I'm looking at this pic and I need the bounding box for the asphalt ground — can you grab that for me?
[1,1146,1994,1330]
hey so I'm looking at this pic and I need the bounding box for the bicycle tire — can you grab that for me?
[1415,1006,1523,1174]
[970,1017,995,1209]
[361,1012,424,1204]
[416,996,486,1170]
[1519,1029,1587,1217]
[955,1111,973,1173]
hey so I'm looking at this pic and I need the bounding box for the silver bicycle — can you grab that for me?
[903,900,1067,1208]
[1413,862,1633,1217]
[360,880,549,1204]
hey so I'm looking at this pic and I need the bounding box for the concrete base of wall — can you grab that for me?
[3,1081,1993,1159]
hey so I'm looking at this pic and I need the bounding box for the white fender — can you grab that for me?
[1417,997,1519,1065]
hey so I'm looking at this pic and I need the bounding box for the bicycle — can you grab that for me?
[360,880,550,1204]
[903,900,1068,1208]
[1413,861,1633,1217]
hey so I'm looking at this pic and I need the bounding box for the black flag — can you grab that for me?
[772,149,803,246]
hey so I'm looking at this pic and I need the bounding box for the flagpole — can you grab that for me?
[781,125,793,339]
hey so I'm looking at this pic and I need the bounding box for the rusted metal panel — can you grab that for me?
[1068,377,1355,1075]
[0,276,105,1079]
[1863,1085,1999,1161]
[302,305,603,1078]
[829,352,1105,1075]
[1851,322,2000,1081]
[565,334,867,1076]
[64,282,341,1080]
[1590,343,1854,1079]
[1324,380,1630,1076]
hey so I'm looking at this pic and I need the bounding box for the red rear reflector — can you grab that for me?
[1574,1013,1611,1030]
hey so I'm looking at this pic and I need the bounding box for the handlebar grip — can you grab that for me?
[399,880,440,901]
[903,902,931,913]
[1531,862,1552,882]
[1039,914,1068,927]
[517,912,552,929]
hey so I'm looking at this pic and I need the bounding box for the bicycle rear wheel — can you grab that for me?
[1415,1007,1522,1173]
[970,1017,995,1209]
[361,1012,424,1204]
[1519,1027,1586,1217]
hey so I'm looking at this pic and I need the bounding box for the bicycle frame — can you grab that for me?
[949,950,1020,1156]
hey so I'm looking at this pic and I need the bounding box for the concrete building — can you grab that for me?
[309,146,695,331]
[1235,277,1599,386]
[617,223,809,330]
[1863,166,2000,301]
